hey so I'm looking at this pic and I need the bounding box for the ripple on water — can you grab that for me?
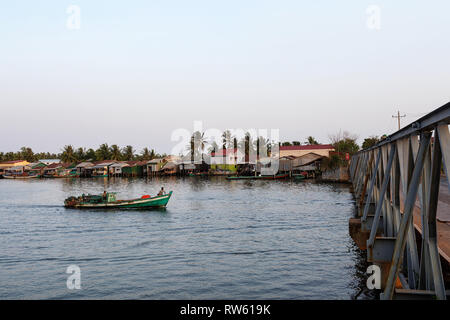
[0,177,369,299]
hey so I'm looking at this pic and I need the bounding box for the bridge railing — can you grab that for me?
[349,102,450,300]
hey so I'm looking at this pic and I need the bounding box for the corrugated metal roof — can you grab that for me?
[110,162,129,168]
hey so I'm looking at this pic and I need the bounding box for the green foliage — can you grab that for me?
[110,144,122,161]
[292,141,301,146]
[95,143,111,161]
[20,147,36,162]
[305,136,319,145]
[362,136,380,149]
[329,130,359,155]
[61,145,77,163]
[85,148,97,161]
[0,143,156,164]
[322,154,344,170]
[122,146,135,161]
[281,142,292,146]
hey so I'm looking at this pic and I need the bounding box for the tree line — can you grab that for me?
[0,144,166,163]
[0,133,383,164]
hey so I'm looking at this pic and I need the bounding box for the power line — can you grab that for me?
[392,110,406,131]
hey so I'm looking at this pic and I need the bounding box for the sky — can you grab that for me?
[1,0,449,155]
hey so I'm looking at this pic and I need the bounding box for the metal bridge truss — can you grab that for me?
[349,102,450,300]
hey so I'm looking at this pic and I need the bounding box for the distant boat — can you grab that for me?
[226,174,289,180]
[3,173,40,179]
[292,174,306,181]
[188,172,208,177]
[64,191,173,209]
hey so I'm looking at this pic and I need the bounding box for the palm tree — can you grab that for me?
[306,136,319,145]
[187,131,207,161]
[110,144,122,160]
[122,145,135,161]
[85,148,96,161]
[75,147,86,162]
[254,136,270,158]
[140,147,152,161]
[237,131,254,159]
[222,130,234,150]
[61,145,76,163]
[208,141,220,154]
[95,143,111,161]
[20,147,36,162]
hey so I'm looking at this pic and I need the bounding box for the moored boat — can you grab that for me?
[226,174,289,180]
[3,173,40,179]
[64,191,173,209]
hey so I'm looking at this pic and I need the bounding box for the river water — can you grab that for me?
[0,177,373,299]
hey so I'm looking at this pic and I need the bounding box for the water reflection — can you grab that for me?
[0,177,372,299]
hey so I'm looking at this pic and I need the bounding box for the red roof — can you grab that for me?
[211,148,239,157]
[279,144,334,151]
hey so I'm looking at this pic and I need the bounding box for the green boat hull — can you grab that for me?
[65,191,172,209]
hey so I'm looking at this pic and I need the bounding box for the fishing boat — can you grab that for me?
[292,174,306,181]
[3,173,40,179]
[188,172,208,177]
[64,191,173,209]
[226,173,289,180]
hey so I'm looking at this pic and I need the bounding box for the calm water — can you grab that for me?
[0,177,372,299]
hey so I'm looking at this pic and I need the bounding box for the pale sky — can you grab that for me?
[1,1,449,154]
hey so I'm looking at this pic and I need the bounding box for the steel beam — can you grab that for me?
[382,132,432,300]
[367,144,396,248]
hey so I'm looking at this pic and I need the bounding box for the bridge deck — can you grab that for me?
[410,176,450,263]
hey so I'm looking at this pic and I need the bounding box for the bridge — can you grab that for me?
[349,102,450,300]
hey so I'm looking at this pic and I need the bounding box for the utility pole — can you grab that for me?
[392,110,406,131]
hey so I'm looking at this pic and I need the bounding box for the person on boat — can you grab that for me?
[102,190,107,200]
[157,187,165,196]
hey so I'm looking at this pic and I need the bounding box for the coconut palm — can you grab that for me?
[122,145,135,161]
[208,141,220,154]
[61,145,77,163]
[85,148,96,161]
[222,130,235,150]
[20,147,36,162]
[254,136,270,158]
[140,147,152,160]
[95,143,111,161]
[305,136,319,145]
[75,147,86,161]
[187,131,207,161]
[110,144,122,160]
